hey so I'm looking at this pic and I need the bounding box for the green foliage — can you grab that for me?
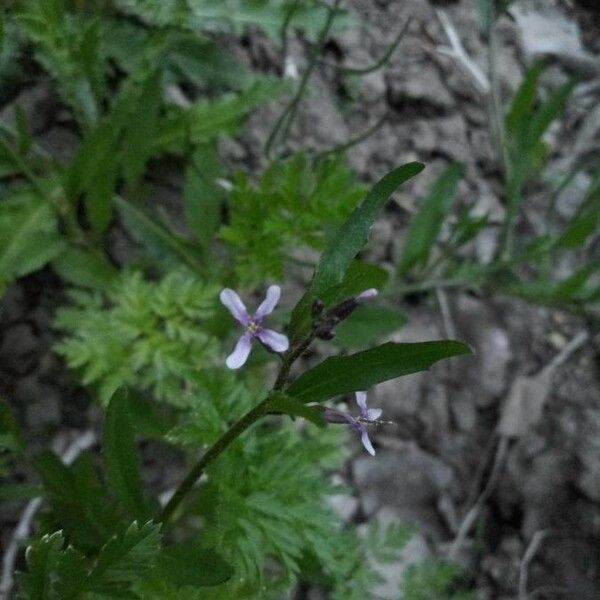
[16,0,106,129]
[16,522,163,600]
[104,389,151,522]
[221,153,367,285]
[287,341,472,403]
[0,184,65,293]
[55,270,220,405]
[290,161,424,340]
[397,163,463,276]
[402,560,475,600]
[112,0,352,42]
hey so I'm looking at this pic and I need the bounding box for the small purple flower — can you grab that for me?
[324,391,383,456]
[220,285,289,369]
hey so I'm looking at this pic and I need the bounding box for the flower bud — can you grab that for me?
[357,288,378,302]
[311,298,325,318]
[315,326,335,340]
[330,298,358,321]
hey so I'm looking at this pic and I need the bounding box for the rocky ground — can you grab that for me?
[2,0,600,598]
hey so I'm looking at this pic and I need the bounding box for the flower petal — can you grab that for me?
[355,391,368,417]
[220,288,249,325]
[254,285,281,320]
[257,328,289,353]
[366,408,382,421]
[324,408,356,425]
[225,333,253,369]
[360,429,376,456]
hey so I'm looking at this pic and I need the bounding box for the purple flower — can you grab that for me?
[220,285,289,369]
[324,391,383,456]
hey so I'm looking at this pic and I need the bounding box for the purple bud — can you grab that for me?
[357,288,378,302]
[316,327,335,340]
[312,298,325,318]
[331,298,358,321]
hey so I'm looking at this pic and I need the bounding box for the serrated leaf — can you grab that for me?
[104,389,149,521]
[287,341,471,403]
[289,162,424,339]
[397,163,463,276]
[0,190,65,289]
[52,247,118,289]
[34,451,116,553]
[87,521,161,595]
[266,392,326,428]
[16,531,64,600]
[155,542,233,587]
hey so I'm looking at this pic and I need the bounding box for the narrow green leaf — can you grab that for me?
[290,162,424,338]
[397,163,463,275]
[115,195,201,270]
[555,172,600,249]
[34,451,113,553]
[552,258,600,301]
[266,392,326,427]
[52,247,118,289]
[87,521,161,593]
[0,190,65,289]
[184,142,223,249]
[156,543,234,587]
[121,70,163,188]
[104,388,148,521]
[506,60,545,136]
[287,341,471,403]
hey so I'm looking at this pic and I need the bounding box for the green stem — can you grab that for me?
[264,0,343,159]
[159,397,271,524]
[314,114,387,160]
[159,332,315,525]
[318,18,410,76]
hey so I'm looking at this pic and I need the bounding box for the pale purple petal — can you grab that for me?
[254,285,281,320]
[355,391,368,417]
[324,408,357,426]
[220,288,249,325]
[225,333,253,369]
[366,408,382,421]
[357,288,378,302]
[257,328,289,353]
[360,429,376,456]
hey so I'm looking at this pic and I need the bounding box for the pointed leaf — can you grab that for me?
[104,389,148,521]
[397,163,463,275]
[290,162,424,339]
[287,341,471,403]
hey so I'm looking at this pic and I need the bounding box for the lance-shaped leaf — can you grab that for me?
[397,163,463,276]
[289,162,424,339]
[287,341,471,403]
[104,388,149,521]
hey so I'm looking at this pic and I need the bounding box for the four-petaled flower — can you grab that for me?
[220,286,289,369]
[324,391,383,456]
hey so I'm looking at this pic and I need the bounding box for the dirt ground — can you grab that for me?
[2,0,600,598]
